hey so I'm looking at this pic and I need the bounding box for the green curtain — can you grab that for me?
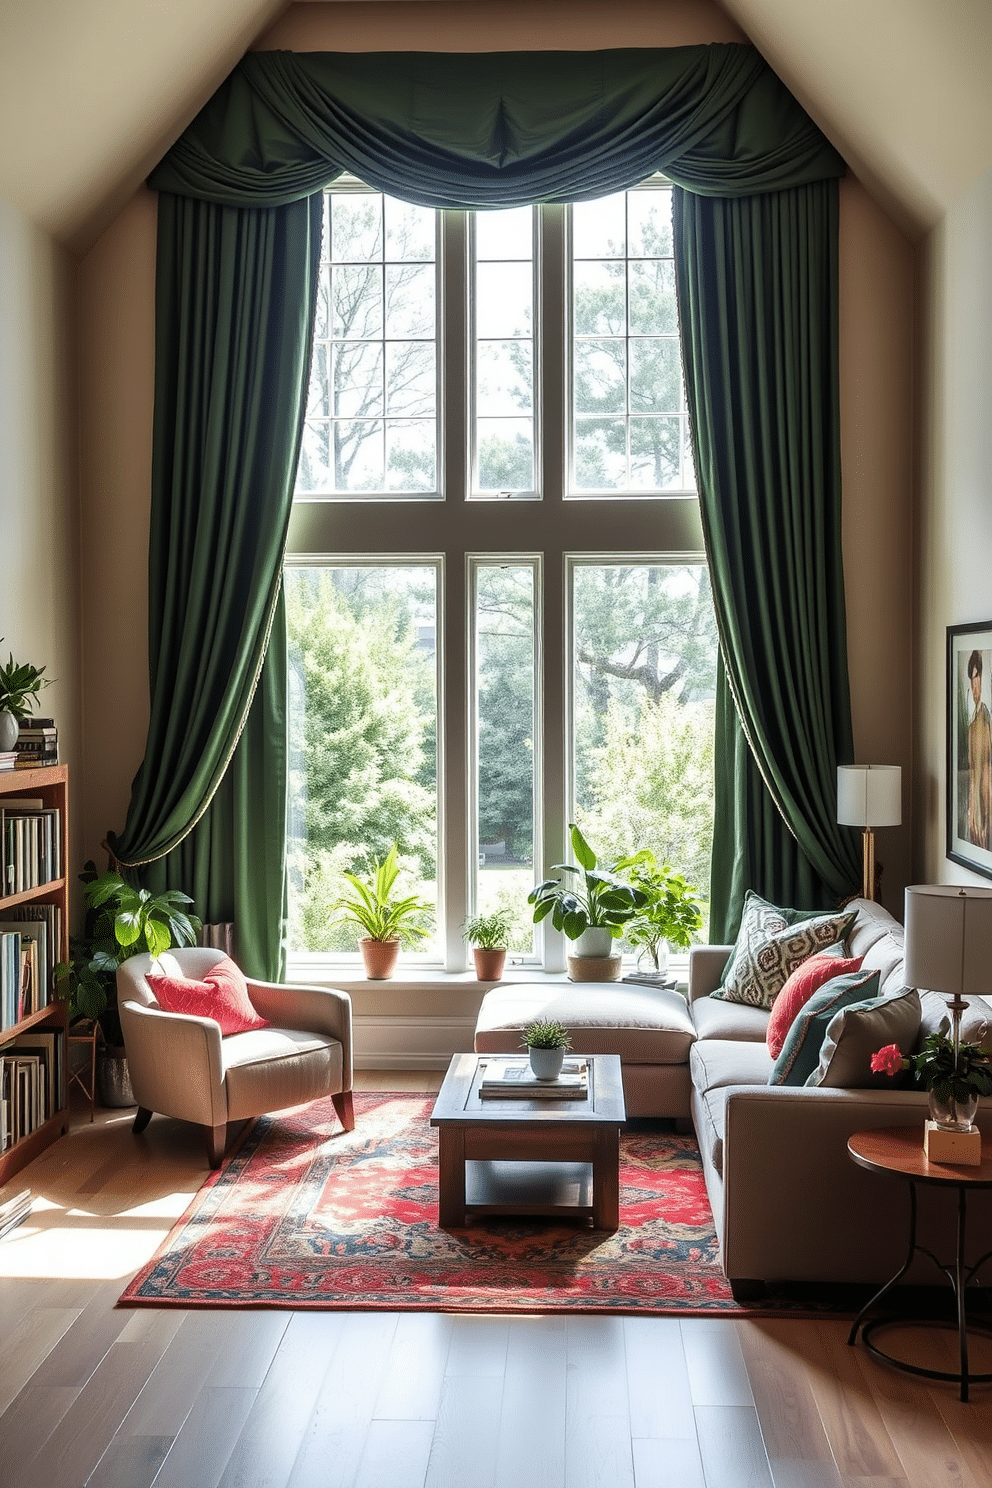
[150,46,843,208]
[110,191,321,977]
[673,182,862,941]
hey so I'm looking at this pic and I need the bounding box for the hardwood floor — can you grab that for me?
[0,1073,989,1488]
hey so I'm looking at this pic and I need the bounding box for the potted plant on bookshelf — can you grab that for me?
[463,909,513,981]
[0,641,52,752]
[613,848,704,982]
[527,823,648,980]
[332,843,432,980]
[520,1018,572,1080]
[56,863,202,1107]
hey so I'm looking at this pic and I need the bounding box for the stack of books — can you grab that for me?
[0,1188,34,1240]
[479,1056,589,1099]
[0,753,16,773]
[13,719,58,769]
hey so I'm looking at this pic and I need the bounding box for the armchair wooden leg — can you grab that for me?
[132,1107,153,1135]
[205,1123,228,1168]
[332,1090,355,1132]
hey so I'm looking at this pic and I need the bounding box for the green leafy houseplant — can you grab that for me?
[463,910,513,950]
[520,1019,572,1051]
[333,843,432,945]
[57,864,202,1046]
[614,849,704,970]
[528,823,648,941]
[0,641,52,719]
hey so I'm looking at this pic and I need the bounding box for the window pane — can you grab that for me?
[475,564,536,954]
[570,181,695,497]
[299,185,439,498]
[472,209,536,496]
[286,564,439,958]
[571,563,717,934]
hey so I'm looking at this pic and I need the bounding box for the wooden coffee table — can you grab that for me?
[430,1052,626,1230]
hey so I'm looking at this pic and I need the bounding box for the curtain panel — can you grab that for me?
[128,43,854,970]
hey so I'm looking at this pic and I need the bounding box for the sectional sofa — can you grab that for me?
[474,896,992,1296]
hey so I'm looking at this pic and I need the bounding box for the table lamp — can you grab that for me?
[903,884,992,1065]
[837,765,902,901]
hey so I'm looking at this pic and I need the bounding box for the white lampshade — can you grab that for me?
[837,765,902,828]
[903,884,992,998]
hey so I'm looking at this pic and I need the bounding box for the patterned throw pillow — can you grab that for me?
[146,957,270,1036]
[712,892,858,1010]
[768,969,880,1086]
[766,951,865,1058]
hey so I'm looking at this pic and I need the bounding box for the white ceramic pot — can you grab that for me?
[0,711,18,752]
[573,926,613,958]
[529,1045,565,1080]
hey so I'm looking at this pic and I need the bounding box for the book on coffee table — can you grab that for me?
[478,1057,588,1099]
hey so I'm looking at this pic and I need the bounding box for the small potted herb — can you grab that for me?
[463,910,513,981]
[332,843,432,979]
[520,1018,572,1080]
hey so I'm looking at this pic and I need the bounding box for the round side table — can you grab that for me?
[847,1125,992,1402]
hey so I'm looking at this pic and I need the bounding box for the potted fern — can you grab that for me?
[332,843,432,979]
[463,910,512,981]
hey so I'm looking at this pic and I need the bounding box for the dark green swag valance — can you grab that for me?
[118,45,855,975]
[150,45,844,207]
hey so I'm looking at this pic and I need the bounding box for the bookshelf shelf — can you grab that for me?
[0,764,70,1186]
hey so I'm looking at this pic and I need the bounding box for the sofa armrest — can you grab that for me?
[716,1083,992,1287]
[119,998,227,1127]
[245,980,353,1084]
[688,945,732,1002]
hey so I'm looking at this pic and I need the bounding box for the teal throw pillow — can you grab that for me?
[713,891,858,1011]
[768,969,881,1086]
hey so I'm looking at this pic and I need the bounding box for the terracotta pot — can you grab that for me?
[472,946,507,981]
[360,937,401,979]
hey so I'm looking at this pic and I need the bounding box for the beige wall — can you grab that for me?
[75,4,917,912]
[0,197,81,865]
[919,165,992,885]
[838,176,915,908]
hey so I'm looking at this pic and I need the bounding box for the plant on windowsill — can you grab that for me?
[332,842,432,980]
[613,849,704,982]
[0,640,53,751]
[528,823,648,978]
[520,1018,572,1080]
[56,862,202,1107]
[462,909,513,982]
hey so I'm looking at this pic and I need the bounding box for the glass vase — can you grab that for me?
[636,940,669,981]
[928,1089,979,1132]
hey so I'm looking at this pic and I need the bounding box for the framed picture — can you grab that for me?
[947,620,992,879]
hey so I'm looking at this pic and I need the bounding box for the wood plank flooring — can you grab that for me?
[0,1072,989,1488]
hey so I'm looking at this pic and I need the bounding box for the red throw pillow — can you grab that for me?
[766,951,864,1058]
[146,957,270,1036]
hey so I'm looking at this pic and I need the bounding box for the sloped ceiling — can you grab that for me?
[0,0,988,254]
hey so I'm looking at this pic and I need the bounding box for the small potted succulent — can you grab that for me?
[0,641,52,751]
[528,823,648,963]
[520,1018,572,1081]
[463,910,512,981]
[332,843,432,979]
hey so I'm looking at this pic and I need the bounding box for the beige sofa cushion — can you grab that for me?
[474,982,696,1065]
[689,1041,774,1175]
[691,995,770,1043]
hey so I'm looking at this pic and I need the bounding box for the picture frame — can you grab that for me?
[947,620,992,879]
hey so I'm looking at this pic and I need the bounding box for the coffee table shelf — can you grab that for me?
[430,1052,625,1230]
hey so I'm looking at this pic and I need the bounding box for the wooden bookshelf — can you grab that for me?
[0,763,70,1185]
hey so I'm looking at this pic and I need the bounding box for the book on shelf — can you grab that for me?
[13,754,58,769]
[1,805,62,895]
[621,972,680,989]
[0,1031,57,1148]
[478,1056,589,1099]
[0,754,15,773]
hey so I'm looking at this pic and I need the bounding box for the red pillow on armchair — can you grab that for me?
[146,956,270,1036]
[766,951,864,1058]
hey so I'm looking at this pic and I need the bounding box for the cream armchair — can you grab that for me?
[117,948,354,1167]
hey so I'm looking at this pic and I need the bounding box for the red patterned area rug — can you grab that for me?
[119,1093,835,1316]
